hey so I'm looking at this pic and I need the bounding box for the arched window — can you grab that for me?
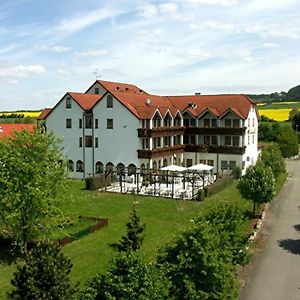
[68,160,74,172]
[163,159,168,167]
[95,161,104,173]
[76,160,84,172]
[152,161,157,172]
[140,163,145,174]
[117,163,125,175]
[128,163,137,176]
[106,162,114,172]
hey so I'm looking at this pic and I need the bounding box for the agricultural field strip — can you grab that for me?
[0,111,41,118]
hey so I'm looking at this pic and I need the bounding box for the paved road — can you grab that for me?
[239,160,300,300]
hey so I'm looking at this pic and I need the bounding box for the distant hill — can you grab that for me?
[247,85,300,103]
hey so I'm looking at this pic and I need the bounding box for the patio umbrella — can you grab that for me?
[160,165,187,172]
[187,163,213,172]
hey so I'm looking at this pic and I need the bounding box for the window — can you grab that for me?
[79,137,82,147]
[66,97,71,109]
[183,118,189,127]
[190,119,196,126]
[225,136,231,146]
[252,118,255,127]
[107,119,113,129]
[252,135,255,144]
[153,161,157,171]
[248,118,250,127]
[85,135,93,147]
[157,137,161,147]
[85,115,93,129]
[95,161,103,173]
[95,118,98,129]
[67,160,74,172]
[107,95,113,108]
[76,160,84,172]
[211,119,217,127]
[79,119,82,129]
[204,136,210,144]
[95,87,99,94]
[204,119,210,127]
[211,136,217,145]
[221,160,228,170]
[200,159,206,164]
[207,160,214,166]
[142,119,150,128]
[66,119,72,128]
[229,161,236,170]
[233,119,239,128]
[174,117,181,127]
[225,119,231,127]
[232,136,239,146]
[248,135,250,145]
[186,159,193,167]
[190,135,196,144]
[95,137,99,148]
[183,135,189,144]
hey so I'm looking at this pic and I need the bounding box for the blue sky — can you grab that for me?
[0,0,299,110]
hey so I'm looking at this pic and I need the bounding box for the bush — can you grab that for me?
[231,166,242,179]
[197,189,205,201]
[204,175,234,198]
[85,174,112,190]
[277,125,299,158]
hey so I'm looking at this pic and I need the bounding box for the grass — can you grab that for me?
[0,178,262,298]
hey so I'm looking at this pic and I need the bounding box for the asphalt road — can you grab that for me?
[239,160,300,300]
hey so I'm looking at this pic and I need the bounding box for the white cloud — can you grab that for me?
[0,65,45,77]
[191,20,235,31]
[261,42,280,49]
[183,0,238,6]
[76,49,109,57]
[56,7,125,34]
[57,69,71,75]
[158,3,178,15]
[51,46,71,52]
[8,79,19,85]
[139,4,158,19]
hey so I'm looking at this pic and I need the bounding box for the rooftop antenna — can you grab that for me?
[93,68,101,80]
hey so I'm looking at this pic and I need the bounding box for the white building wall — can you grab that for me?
[92,94,140,170]
[86,82,107,95]
[46,95,85,179]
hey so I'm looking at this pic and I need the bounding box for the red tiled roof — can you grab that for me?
[97,80,148,94]
[68,92,102,110]
[0,124,35,139]
[37,108,52,120]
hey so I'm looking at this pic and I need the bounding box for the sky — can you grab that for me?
[0,0,299,111]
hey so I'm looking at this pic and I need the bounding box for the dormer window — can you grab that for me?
[66,97,71,109]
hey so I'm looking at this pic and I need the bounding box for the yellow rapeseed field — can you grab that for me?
[258,109,291,121]
[0,111,41,118]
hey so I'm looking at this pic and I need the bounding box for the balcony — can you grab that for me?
[184,126,246,135]
[184,144,246,155]
[137,126,185,138]
[137,144,185,159]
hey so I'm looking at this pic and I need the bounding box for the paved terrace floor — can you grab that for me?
[239,160,300,300]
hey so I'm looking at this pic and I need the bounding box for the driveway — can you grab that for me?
[239,160,300,300]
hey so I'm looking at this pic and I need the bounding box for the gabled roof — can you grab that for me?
[38,108,52,120]
[0,124,35,139]
[97,80,148,94]
[68,92,102,110]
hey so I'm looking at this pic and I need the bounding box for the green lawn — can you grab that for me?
[0,179,255,298]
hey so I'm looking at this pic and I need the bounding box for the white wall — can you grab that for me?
[86,82,107,95]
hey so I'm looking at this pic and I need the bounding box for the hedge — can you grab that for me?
[203,175,234,198]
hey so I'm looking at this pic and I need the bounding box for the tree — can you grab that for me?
[82,253,167,300]
[0,128,67,251]
[292,111,300,131]
[197,202,250,266]
[289,108,299,121]
[157,217,238,300]
[115,204,146,252]
[277,125,299,158]
[260,144,286,179]
[9,243,76,299]
[238,162,275,216]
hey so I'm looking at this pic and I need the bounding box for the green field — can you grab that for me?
[0,179,258,298]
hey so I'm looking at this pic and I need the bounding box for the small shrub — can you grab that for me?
[197,189,205,201]
[204,175,234,198]
[231,166,242,179]
[85,174,112,190]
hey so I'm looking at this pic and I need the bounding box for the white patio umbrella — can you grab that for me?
[160,165,187,172]
[187,163,213,172]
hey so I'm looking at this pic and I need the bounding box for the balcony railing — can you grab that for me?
[137,144,185,159]
[184,126,246,135]
[184,144,246,155]
[138,126,185,138]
